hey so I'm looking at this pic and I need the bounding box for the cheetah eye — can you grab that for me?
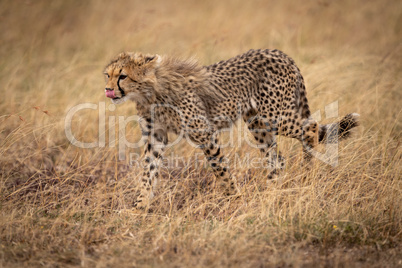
[119,75,127,80]
[104,73,110,79]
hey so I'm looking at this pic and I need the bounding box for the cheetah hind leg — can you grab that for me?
[301,118,319,162]
[264,146,286,180]
[244,115,285,181]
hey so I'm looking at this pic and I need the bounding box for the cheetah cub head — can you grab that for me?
[103,52,161,104]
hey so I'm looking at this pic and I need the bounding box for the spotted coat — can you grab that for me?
[104,49,359,209]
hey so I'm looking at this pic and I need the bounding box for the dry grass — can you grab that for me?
[1,0,401,267]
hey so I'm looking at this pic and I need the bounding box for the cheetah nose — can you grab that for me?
[105,88,116,98]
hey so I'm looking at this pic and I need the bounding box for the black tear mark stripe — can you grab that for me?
[117,76,126,97]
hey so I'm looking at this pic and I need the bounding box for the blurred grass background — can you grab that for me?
[0,0,401,267]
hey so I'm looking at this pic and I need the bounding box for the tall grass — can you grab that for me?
[0,0,401,266]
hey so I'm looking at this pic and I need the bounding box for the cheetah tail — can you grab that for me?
[318,113,360,143]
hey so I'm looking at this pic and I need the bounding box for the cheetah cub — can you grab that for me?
[104,49,359,209]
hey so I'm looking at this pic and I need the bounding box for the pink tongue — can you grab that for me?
[105,90,116,98]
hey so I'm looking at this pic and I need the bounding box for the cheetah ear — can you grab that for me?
[140,55,162,84]
[145,55,155,63]
[140,55,161,78]
[144,54,161,67]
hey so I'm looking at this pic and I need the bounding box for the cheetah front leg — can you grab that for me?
[134,118,167,210]
[188,129,237,195]
[201,135,237,196]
